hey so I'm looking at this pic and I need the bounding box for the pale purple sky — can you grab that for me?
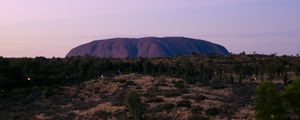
[0,0,299,57]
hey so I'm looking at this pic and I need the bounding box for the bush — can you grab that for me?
[65,112,77,120]
[199,79,210,86]
[93,110,112,119]
[162,90,182,97]
[153,103,175,112]
[193,95,207,102]
[176,100,192,108]
[41,88,56,97]
[188,114,209,120]
[173,80,185,89]
[156,81,169,87]
[255,81,285,120]
[282,77,300,119]
[0,76,15,89]
[191,106,204,114]
[124,90,144,120]
[210,80,227,89]
[206,107,221,116]
[147,97,164,103]
[185,78,197,84]
[145,115,173,120]
[125,80,137,86]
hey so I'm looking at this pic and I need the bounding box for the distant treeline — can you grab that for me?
[0,54,300,90]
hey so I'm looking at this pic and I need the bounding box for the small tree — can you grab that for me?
[296,65,300,76]
[255,81,285,120]
[142,59,152,74]
[283,72,288,85]
[283,77,300,119]
[182,59,194,77]
[124,90,144,120]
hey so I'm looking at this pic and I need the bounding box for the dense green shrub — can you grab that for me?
[282,77,300,119]
[255,81,285,120]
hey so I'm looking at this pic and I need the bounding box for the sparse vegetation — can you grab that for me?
[0,54,299,90]
[0,55,300,119]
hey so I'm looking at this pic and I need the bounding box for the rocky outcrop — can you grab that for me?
[66,37,229,58]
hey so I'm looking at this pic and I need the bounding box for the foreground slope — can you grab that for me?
[66,37,229,58]
[0,74,255,120]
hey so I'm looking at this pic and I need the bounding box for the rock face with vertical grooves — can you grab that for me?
[66,37,229,58]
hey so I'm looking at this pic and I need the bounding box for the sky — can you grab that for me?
[0,0,299,57]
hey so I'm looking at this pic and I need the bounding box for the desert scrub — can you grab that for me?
[176,100,192,108]
[125,80,137,86]
[93,110,112,119]
[255,81,285,120]
[156,80,169,87]
[188,114,209,120]
[173,80,185,89]
[145,115,174,120]
[206,107,222,116]
[147,96,164,103]
[162,90,182,97]
[145,87,160,98]
[41,87,56,98]
[64,112,77,120]
[191,105,204,114]
[210,80,227,89]
[124,90,144,120]
[193,95,207,102]
[153,103,175,112]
